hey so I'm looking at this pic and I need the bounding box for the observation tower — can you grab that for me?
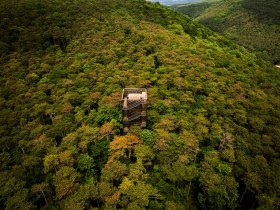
[122,88,147,134]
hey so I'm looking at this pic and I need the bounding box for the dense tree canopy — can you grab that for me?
[172,0,280,64]
[0,0,280,209]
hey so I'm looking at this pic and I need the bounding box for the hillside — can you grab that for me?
[172,0,280,64]
[149,0,201,6]
[1,0,280,209]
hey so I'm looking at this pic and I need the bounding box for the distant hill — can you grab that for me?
[149,0,201,6]
[171,1,212,18]
[172,0,280,64]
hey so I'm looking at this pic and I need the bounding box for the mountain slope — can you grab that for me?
[149,0,201,6]
[0,0,280,209]
[172,0,280,64]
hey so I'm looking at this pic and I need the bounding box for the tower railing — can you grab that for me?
[122,100,143,110]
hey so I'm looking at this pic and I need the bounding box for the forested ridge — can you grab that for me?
[0,0,280,209]
[172,0,280,64]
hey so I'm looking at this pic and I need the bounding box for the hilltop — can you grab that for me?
[172,0,280,64]
[0,0,280,209]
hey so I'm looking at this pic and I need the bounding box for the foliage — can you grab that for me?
[0,0,280,209]
[173,0,280,64]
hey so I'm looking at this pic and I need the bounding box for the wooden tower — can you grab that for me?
[122,88,147,134]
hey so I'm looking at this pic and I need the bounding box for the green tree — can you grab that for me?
[54,166,80,200]
[198,150,238,209]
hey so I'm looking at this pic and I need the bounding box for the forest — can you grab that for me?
[172,0,280,64]
[0,0,280,209]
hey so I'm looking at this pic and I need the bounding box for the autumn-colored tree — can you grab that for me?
[99,120,118,141]
[109,134,142,160]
